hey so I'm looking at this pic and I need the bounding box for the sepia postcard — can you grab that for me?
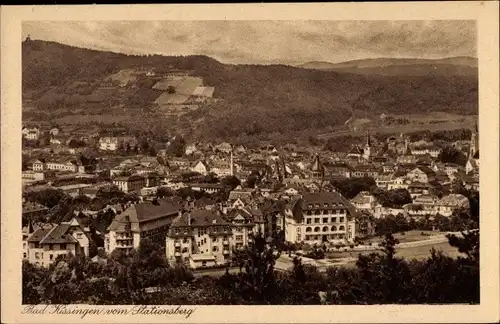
[1,2,499,324]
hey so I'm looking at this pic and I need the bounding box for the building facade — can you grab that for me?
[165,209,234,268]
[26,218,89,268]
[284,191,358,245]
[105,199,183,254]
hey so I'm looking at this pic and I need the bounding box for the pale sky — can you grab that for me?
[23,20,477,65]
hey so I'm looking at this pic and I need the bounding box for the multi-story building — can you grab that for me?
[26,217,89,268]
[32,160,45,171]
[408,182,432,199]
[350,191,378,211]
[191,160,210,176]
[323,162,353,178]
[99,136,136,151]
[22,126,40,141]
[436,194,470,217]
[225,207,262,249]
[387,176,409,190]
[22,170,56,183]
[351,164,379,178]
[407,166,436,184]
[165,209,235,268]
[283,191,358,245]
[189,183,227,194]
[112,174,146,193]
[105,199,183,254]
[41,159,85,173]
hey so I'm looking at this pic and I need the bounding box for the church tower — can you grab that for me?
[469,122,479,158]
[310,153,324,179]
[363,132,371,160]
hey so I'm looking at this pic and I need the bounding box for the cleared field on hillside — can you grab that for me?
[153,76,203,95]
[155,92,190,105]
[106,69,137,87]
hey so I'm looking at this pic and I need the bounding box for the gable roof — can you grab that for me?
[226,208,254,222]
[39,223,79,244]
[27,228,53,243]
[107,199,183,232]
[171,209,231,228]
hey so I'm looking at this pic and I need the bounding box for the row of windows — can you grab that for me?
[305,217,345,224]
[307,203,343,209]
[303,234,345,241]
[305,209,346,216]
[304,225,346,232]
[175,246,223,254]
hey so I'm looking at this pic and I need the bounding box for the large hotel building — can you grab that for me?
[284,191,358,244]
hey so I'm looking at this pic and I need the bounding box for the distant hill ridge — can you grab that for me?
[22,39,478,141]
[298,56,478,70]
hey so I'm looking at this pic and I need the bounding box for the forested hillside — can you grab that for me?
[22,40,478,142]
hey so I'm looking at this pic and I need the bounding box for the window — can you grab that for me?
[314,218,320,224]
[322,217,328,223]
[332,209,337,214]
[297,227,301,233]
[339,225,345,231]
[306,218,312,224]
[23,253,27,259]
[183,238,189,244]
[331,217,337,223]
[297,234,301,241]
[323,210,329,215]
[322,226,329,232]
[61,244,66,250]
[236,235,243,241]
[76,233,83,239]
[339,217,345,222]
[182,247,188,253]
[49,254,53,260]
[213,246,219,252]
[331,226,337,231]
[314,227,320,233]
[305,227,312,232]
